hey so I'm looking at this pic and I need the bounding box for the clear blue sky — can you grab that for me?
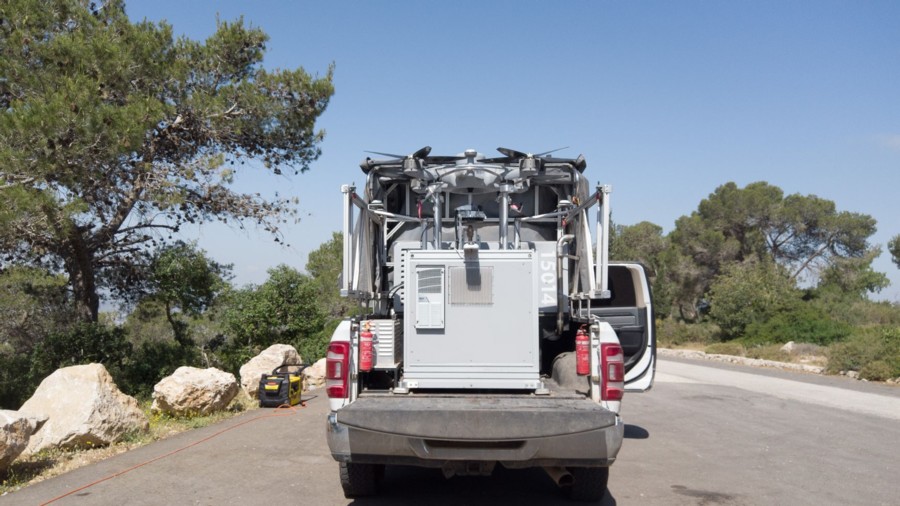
[126,0,900,302]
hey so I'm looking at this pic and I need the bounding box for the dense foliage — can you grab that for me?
[0,0,333,322]
[0,238,343,407]
[306,232,357,319]
[143,242,231,347]
[706,259,799,339]
[612,181,899,380]
[0,1,335,407]
[825,327,900,380]
[890,234,900,268]
[220,264,327,370]
[742,305,852,346]
[659,181,878,319]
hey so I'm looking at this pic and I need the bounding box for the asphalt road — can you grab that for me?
[3,356,899,506]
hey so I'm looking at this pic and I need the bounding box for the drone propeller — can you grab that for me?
[536,146,569,157]
[480,146,585,172]
[481,146,536,164]
[485,146,571,162]
[365,150,403,159]
[361,146,428,173]
[360,146,467,173]
[497,147,529,159]
[544,153,587,171]
[364,146,432,161]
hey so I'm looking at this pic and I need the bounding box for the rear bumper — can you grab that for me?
[326,395,624,468]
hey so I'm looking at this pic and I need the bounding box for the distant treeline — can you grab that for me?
[609,181,900,380]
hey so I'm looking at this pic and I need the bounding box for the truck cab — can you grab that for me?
[325,147,654,501]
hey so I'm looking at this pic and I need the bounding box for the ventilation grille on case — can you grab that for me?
[415,267,445,329]
[449,266,493,305]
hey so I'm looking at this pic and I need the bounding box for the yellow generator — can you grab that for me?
[258,364,308,407]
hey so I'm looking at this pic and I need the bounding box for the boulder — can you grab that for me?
[239,344,303,398]
[302,358,327,391]
[780,341,795,353]
[0,410,46,472]
[19,363,148,455]
[151,367,239,416]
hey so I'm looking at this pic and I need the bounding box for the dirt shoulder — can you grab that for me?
[1,394,259,495]
[658,347,826,375]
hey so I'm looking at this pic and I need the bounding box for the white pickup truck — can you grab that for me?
[325,147,655,501]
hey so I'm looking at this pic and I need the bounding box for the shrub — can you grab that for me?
[787,343,826,357]
[704,342,745,356]
[295,319,340,363]
[848,301,900,326]
[859,360,894,382]
[657,319,721,347]
[826,326,900,378]
[119,340,200,399]
[744,344,790,362]
[0,351,32,409]
[221,266,326,351]
[743,304,851,346]
[216,342,257,377]
[29,323,133,388]
[707,260,799,340]
[812,298,900,327]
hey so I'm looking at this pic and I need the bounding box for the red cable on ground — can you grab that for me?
[39,399,309,506]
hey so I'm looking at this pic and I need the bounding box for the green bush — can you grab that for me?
[119,340,200,399]
[836,300,900,326]
[0,351,32,409]
[744,344,791,362]
[704,342,745,356]
[21,322,208,401]
[222,266,326,351]
[860,360,894,381]
[707,260,799,340]
[785,342,826,356]
[29,323,133,387]
[216,341,258,377]
[656,319,721,347]
[295,319,340,364]
[743,304,851,346]
[826,326,900,379]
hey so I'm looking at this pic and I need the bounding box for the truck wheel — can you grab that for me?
[339,462,382,497]
[566,467,609,502]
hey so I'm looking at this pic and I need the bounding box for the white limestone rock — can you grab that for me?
[19,363,148,455]
[302,358,327,391]
[239,344,303,398]
[0,410,46,471]
[151,367,240,416]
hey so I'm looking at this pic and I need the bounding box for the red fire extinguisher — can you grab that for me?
[359,322,374,372]
[575,325,590,376]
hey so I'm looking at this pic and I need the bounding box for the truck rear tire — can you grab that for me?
[566,466,609,502]
[339,462,382,497]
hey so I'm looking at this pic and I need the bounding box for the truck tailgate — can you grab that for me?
[336,395,617,440]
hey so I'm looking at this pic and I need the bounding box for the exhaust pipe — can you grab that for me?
[543,466,574,487]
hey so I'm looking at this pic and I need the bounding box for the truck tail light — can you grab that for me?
[601,343,624,401]
[326,341,350,398]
